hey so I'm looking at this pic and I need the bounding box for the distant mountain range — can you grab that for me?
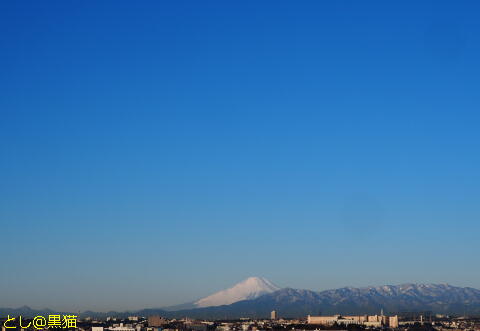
[3,278,480,319]
[0,306,60,318]
[156,281,480,319]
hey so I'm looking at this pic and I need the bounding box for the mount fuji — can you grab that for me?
[195,277,281,308]
[163,277,281,311]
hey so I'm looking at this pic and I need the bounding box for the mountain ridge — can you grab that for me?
[3,281,480,319]
[159,283,480,319]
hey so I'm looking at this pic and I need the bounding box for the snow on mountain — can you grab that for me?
[161,281,480,317]
[194,277,281,308]
[176,283,480,319]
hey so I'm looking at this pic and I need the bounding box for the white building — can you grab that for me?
[308,314,398,327]
[108,324,136,331]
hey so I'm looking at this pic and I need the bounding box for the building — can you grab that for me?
[308,313,399,327]
[343,316,368,324]
[389,316,399,328]
[307,315,341,325]
[148,316,168,327]
[108,324,136,331]
[271,310,277,320]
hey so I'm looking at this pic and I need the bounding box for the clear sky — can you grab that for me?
[1,1,480,312]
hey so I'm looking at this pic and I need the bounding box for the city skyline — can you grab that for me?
[2,1,480,312]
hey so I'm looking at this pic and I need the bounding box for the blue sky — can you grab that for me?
[1,1,480,312]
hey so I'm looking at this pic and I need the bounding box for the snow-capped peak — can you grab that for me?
[194,277,281,308]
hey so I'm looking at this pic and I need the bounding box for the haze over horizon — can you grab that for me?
[3,277,480,314]
[2,1,480,312]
